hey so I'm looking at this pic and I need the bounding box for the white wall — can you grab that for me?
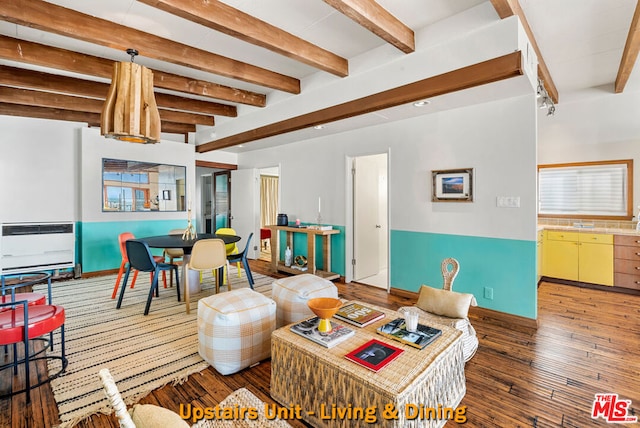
[0,116,81,223]
[238,92,538,241]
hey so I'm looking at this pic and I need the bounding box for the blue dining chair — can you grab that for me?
[227,233,255,289]
[116,240,180,315]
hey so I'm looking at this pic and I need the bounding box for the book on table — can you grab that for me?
[290,316,355,348]
[344,339,404,372]
[376,317,442,350]
[333,302,385,327]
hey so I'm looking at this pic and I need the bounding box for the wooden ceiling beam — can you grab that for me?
[0,0,299,94]
[490,0,558,103]
[197,51,523,152]
[0,103,196,135]
[0,102,100,126]
[0,35,265,107]
[323,0,415,53]
[160,121,196,134]
[615,0,640,93]
[195,160,238,170]
[0,86,215,126]
[0,64,236,117]
[155,93,234,117]
[139,0,348,77]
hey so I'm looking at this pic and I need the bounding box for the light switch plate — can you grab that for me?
[497,196,520,208]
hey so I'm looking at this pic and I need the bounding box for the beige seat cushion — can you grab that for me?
[198,288,276,375]
[271,274,338,328]
[416,284,475,319]
[129,404,190,428]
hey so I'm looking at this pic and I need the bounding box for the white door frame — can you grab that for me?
[344,150,391,291]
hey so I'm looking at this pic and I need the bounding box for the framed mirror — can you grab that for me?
[102,158,187,212]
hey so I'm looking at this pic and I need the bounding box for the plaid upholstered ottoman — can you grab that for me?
[197,288,276,375]
[271,274,338,328]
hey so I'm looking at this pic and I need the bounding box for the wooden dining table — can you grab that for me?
[138,233,242,296]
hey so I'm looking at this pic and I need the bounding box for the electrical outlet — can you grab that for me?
[484,286,494,300]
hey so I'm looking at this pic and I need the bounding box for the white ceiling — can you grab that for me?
[1,0,639,152]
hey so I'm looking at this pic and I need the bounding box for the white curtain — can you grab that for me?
[260,175,279,227]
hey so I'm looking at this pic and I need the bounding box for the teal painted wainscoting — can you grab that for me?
[390,230,537,319]
[78,220,188,273]
[277,225,345,276]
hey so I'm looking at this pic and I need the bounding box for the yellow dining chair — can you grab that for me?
[184,239,229,314]
[216,227,241,278]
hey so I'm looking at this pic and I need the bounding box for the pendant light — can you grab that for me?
[101,49,161,144]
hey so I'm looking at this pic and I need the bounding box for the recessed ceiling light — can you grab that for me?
[238,145,244,148]
[313,125,325,130]
[413,100,430,107]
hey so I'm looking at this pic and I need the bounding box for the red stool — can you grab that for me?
[0,300,67,403]
[0,292,45,307]
[1,272,52,308]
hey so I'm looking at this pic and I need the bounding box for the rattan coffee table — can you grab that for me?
[270,301,465,428]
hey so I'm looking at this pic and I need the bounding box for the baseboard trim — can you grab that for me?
[470,306,538,331]
[390,287,538,331]
[389,287,417,300]
[82,268,119,279]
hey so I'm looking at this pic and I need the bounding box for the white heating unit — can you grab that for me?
[1,222,75,274]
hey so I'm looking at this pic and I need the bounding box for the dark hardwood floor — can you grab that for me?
[2,260,639,427]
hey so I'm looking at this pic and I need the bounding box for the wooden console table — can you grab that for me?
[268,225,340,280]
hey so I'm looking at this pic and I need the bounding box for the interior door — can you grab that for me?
[213,171,230,231]
[230,168,260,259]
[201,174,213,233]
[353,156,380,280]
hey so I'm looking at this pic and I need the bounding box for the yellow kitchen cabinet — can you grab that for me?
[537,230,543,281]
[542,230,613,286]
[578,233,613,286]
[543,231,579,281]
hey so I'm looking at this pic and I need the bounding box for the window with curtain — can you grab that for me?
[260,175,279,227]
[538,160,633,219]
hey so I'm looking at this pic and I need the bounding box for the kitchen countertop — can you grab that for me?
[539,224,640,236]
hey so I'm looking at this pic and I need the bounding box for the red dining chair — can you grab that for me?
[0,299,68,403]
[111,232,167,299]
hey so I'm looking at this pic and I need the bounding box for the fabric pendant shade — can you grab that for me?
[101,60,161,144]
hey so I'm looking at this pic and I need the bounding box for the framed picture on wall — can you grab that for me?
[432,168,473,202]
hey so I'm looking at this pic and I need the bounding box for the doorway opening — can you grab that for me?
[213,171,231,231]
[351,153,389,289]
[258,167,279,262]
[199,170,231,234]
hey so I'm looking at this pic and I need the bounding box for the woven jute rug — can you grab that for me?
[34,266,275,428]
[193,388,293,428]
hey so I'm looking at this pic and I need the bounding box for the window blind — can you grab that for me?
[538,163,627,216]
